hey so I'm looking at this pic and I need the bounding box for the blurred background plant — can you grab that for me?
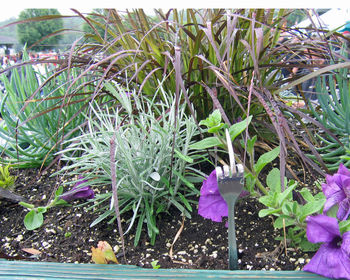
[55,82,205,245]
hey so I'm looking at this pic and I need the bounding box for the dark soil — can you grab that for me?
[0,166,315,271]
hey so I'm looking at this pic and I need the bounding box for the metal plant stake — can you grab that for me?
[216,129,244,270]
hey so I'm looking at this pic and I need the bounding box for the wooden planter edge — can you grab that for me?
[0,260,330,279]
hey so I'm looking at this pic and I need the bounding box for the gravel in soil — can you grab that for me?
[0,167,314,270]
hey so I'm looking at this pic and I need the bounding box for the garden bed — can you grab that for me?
[1,167,316,272]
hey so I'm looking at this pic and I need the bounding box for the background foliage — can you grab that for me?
[16,9,63,51]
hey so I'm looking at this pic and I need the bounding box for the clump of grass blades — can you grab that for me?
[55,81,206,246]
[308,65,350,170]
[0,50,96,168]
[64,9,336,184]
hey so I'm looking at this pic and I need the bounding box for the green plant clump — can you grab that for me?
[309,64,350,171]
[258,168,326,251]
[0,164,16,190]
[56,82,205,246]
[0,50,94,168]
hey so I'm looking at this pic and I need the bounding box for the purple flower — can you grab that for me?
[60,177,95,202]
[198,170,228,222]
[303,214,350,279]
[322,163,350,220]
[198,170,249,223]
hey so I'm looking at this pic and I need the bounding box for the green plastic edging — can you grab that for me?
[0,260,330,280]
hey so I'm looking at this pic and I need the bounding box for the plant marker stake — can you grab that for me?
[216,129,244,270]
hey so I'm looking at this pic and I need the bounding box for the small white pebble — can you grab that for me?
[42,241,49,247]
[45,229,56,234]
[113,245,120,253]
[15,235,23,242]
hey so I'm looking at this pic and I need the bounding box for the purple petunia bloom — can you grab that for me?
[322,163,350,220]
[60,177,95,202]
[198,170,249,223]
[303,214,350,279]
[198,170,228,222]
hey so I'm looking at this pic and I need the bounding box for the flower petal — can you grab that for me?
[198,193,228,222]
[322,181,342,199]
[341,231,350,257]
[303,242,350,279]
[337,198,350,221]
[200,170,220,196]
[338,163,350,177]
[306,215,340,244]
[323,187,346,214]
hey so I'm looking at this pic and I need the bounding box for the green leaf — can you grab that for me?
[172,170,196,191]
[277,181,297,205]
[208,124,225,133]
[151,260,161,269]
[339,220,350,233]
[19,202,35,209]
[327,204,339,218]
[37,207,47,214]
[266,168,281,193]
[199,109,222,128]
[189,136,222,150]
[258,195,272,207]
[174,148,194,163]
[228,116,252,141]
[259,192,278,208]
[199,109,225,133]
[247,135,257,156]
[55,199,69,206]
[281,201,297,216]
[134,212,146,247]
[258,207,281,217]
[178,192,192,212]
[254,146,280,175]
[299,200,326,222]
[300,237,320,252]
[55,186,64,197]
[298,188,315,202]
[23,210,44,231]
[274,215,295,229]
